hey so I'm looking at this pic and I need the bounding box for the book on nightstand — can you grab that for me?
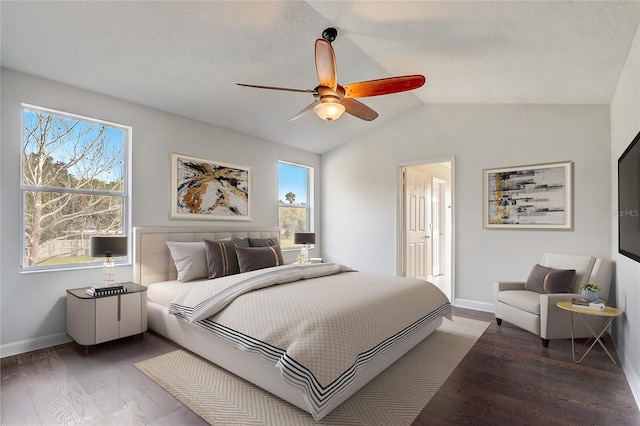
[571,298,605,311]
[86,284,127,297]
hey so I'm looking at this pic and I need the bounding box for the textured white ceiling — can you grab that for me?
[2,1,639,153]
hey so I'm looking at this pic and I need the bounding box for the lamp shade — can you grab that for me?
[293,232,315,245]
[90,235,128,257]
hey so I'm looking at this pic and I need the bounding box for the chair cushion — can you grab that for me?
[499,290,542,315]
[525,264,575,294]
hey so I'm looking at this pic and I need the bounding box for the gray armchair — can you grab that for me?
[494,252,613,347]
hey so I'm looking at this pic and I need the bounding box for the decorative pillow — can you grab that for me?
[203,239,241,279]
[165,241,208,282]
[248,237,278,247]
[232,237,250,247]
[543,268,576,293]
[235,245,284,273]
[525,264,576,294]
[525,264,549,293]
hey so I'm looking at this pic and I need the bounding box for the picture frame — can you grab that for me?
[483,161,572,229]
[170,153,251,221]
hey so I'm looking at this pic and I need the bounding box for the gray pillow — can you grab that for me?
[165,241,208,282]
[204,239,241,279]
[232,237,250,247]
[248,237,278,247]
[525,264,576,294]
[236,245,284,272]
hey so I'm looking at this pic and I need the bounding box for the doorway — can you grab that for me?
[398,159,453,302]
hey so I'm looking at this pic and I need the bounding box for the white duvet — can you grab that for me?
[167,263,451,420]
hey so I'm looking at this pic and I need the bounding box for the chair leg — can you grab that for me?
[541,338,549,348]
[496,318,502,326]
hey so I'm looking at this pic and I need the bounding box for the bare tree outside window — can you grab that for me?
[21,106,129,269]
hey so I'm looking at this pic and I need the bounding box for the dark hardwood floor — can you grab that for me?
[2,307,638,425]
[1,331,208,425]
[414,307,640,426]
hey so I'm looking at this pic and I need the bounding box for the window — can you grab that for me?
[21,105,130,271]
[278,161,313,249]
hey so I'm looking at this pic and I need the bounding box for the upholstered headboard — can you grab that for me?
[133,226,281,286]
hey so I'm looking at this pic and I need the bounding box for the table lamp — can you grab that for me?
[90,235,127,287]
[293,232,315,264]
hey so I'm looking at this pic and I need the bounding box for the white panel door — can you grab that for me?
[405,168,429,279]
[432,177,446,277]
[432,178,441,276]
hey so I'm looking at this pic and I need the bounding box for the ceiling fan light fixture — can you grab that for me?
[237,28,425,123]
[314,97,345,121]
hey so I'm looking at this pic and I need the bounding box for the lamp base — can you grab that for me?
[100,258,115,287]
[296,245,310,264]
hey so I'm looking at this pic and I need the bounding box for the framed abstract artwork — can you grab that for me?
[170,153,251,221]
[483,161,572,229]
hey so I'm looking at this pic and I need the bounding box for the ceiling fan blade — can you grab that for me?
[343,75,426,98]
[236,83,316,94]
[315,39,337,91]
[288,101,319,122]
[342,98,379,121]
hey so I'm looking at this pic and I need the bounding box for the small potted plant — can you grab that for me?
[581,283,601,302]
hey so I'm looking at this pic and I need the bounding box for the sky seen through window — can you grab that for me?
[278,162,307,204]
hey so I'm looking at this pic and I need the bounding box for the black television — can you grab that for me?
[618,130,640,263]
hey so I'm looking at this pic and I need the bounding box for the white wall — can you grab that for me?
[610,20,640,408]
[0,69,321,356]
[321,103,611,312]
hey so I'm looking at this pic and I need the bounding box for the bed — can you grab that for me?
[133,226,451,420]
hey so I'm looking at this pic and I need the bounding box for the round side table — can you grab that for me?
[556,300,622,364]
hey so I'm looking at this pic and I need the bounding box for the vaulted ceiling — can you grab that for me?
[2,1,639,153]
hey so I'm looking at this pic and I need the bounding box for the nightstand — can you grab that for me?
[66,282,147,352]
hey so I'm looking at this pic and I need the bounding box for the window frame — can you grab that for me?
[20,104,132,272]
[278,160,314,251]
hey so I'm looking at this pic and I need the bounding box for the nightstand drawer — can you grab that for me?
[95,296,120,343]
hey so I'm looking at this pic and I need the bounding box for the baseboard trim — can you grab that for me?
[620,353,640,415]
[1,332,72,358]
[454,298,495,313]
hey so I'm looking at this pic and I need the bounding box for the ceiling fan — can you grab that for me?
[237,27,426,122]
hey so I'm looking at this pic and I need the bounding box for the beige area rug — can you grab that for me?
[135,316,489,426]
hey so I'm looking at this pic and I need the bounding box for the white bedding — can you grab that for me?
[147,279,202,307]
[169,263,353,322]
[151,263,451,420]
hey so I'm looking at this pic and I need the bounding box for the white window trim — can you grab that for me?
[20,104,132,272]
[278,160,314,252]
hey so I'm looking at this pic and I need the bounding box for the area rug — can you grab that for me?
[134,316,489,425]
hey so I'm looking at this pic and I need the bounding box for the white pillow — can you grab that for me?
[165,241,208,282]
